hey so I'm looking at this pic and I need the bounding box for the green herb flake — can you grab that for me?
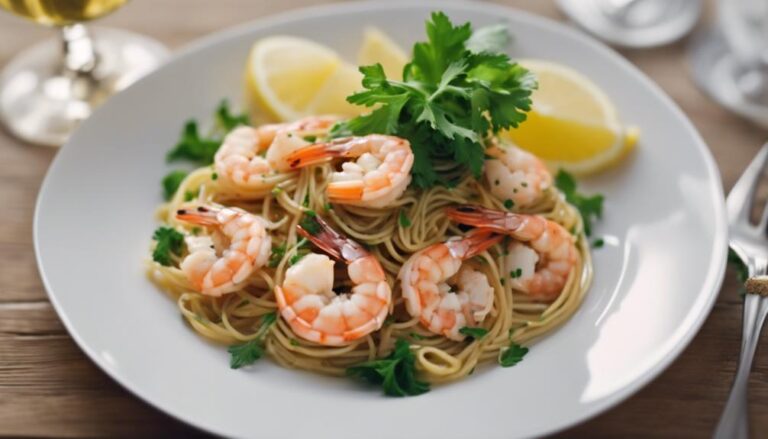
[592,238,605,249]
[509,268,522,279]
[499,343,528,367]
[268,243,287,268]
[399,210,412,228]
[346,339,430,396]
[271,186,284,196]
[555,170,604,237]
[211,172,218,181]
[215,99,249,132]
[289,253,305,266]
[459,326,489,339]
[166,121,221,165]
[161,170,188,201]
[151,227,185,266]
[503,199,514,210]
[303,135,317,143]
[299,213,322,236]
[290,338,300,347]
[226,312,277,369]
[324,202,333,212]
[184,189,199,202]
[409,332,426,340]
[191,227,201,236]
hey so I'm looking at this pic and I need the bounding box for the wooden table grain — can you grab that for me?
[1,0,766,437]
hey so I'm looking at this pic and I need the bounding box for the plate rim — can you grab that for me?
[33,1,729,437]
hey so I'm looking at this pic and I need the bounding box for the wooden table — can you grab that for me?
[1,0,766,437]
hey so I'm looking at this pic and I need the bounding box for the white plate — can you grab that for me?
[34,2,728,438]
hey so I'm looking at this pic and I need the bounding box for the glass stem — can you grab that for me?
[60,23,98,76]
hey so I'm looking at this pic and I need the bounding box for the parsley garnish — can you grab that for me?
[211,172,218,181]
[510,268,522,279]
[592,238,605,248]
[399,210,412,228]
[499,343,528,367]
[303,135,317,143]
[333,12,535,188]
[184,189,199,202]
[166,101,248,166]
[299,212,322,236]
[227,312,277,369]
[409,332,427,340]
[166,121,221,165]
[324,202,333,212]
[268,243,287,268]
[151,227,185,266]
[347,339,430,396]
[459,327,489,339]
[161,170,188,200]
[288,253,305,266]
[554,170,604,236]
[503,199,514,210]
[215,99,249,132]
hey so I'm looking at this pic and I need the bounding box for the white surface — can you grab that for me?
[34,2,728,438]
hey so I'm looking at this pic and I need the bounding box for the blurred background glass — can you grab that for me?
[690,0,768,129]
[0,0,168,146]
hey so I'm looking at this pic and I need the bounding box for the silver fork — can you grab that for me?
[715,143,768,439]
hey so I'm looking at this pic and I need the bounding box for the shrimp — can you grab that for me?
[274,215,391,346]
[214,116,337,191]
[398,230,501,341]
[446,205,577,301]
[285,135,414,208]
[175,205,271,297]
[484,139,552,208]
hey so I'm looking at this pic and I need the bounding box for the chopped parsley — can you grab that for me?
[347,339,430,396]
[554,170,604,236]
[151,227,185,266]
[299,212,322,236]
[324,202,333,212]
[503,199,514,210]
[459,327,489,339]
[409,332,427,340]
[288,253,305,266]
[211,172,218,181]
[509,268,522,279]
[184,189,199,202]
[331,12,535,188]
[302,135,317,143]
[227,312,277,369]
[499,343,528,367]
[399,210,412,228]
[592,238,605,249]
[161,170,188,200]
[268,243,287,268]
[290,338,300,347]
[271,186,284,196]
[215,99,249,132]
[166,121,221,165]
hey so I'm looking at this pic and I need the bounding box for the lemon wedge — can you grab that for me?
[358,27,408,79]
[503,59,638,175]
[245,36,341,121]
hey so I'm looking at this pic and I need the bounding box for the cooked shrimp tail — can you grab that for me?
[297,214,368,263]
[445,228,503,260]
[445,205,525,231]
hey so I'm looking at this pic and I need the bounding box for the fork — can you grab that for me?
[715,143,768,439]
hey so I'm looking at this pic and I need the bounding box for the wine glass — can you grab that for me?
[690,0,768,128]
[556,0,702,48]
[0,0,168,146]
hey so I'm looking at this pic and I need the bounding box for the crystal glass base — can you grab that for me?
[0,27,168,147]
[690,27,768,129]
[557,0,702,48]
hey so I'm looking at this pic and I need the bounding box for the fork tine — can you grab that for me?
[728,143,768,225]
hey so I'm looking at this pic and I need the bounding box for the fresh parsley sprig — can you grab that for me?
[333,12,536,188]
[459,326,489,340]
[151,227,185,266]
[554,170,604,237]
[347,338,430,396]
[499,342,528,367]
[228,312,278,369]
[162,100,248,199]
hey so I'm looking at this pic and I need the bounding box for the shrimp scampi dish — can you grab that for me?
[147,12,601,396]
